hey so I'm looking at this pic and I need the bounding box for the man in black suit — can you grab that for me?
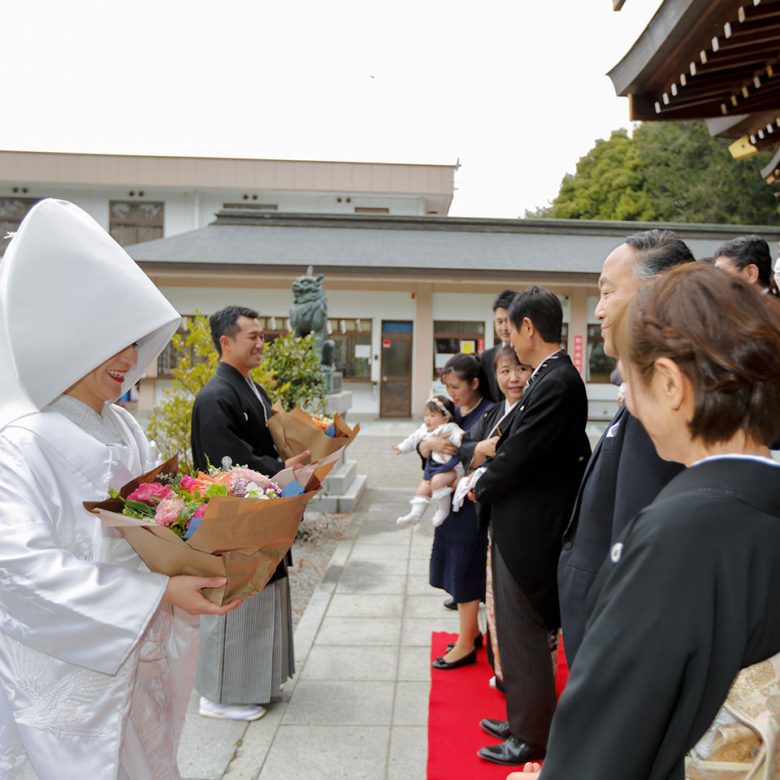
[557,230,693,666]
[475,287,591,766]
[191,306,309,722]
[481,289,518,403]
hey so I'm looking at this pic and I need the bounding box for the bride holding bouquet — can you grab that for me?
[0,199,241,779]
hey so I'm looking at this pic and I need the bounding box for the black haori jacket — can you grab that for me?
[191,361,288,582]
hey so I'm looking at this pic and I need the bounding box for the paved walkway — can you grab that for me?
[179,421,461,779]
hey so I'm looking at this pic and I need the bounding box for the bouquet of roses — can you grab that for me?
[114,464,284,541]
[86,457,333,605]
[267,403,360,461]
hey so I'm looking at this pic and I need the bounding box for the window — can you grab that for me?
[156,315,287,377]
[109,201,164,247]
[328,318,372,380]
[433,320,485,378]
[587,324,617,383]
[0,197,38,255]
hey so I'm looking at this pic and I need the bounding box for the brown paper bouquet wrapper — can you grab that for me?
[267,403,360,461]
[85,457,335,605]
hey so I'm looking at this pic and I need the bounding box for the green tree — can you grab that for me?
[146,314,324,472]
[541,121,779,224]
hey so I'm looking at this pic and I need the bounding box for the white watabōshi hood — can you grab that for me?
[0,199,181,430]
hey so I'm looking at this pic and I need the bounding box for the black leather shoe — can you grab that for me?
[431,648,477,670]
[443,597,457,610]
[445,634,483,652]
[479,718,511,740]
[477,736,545,766]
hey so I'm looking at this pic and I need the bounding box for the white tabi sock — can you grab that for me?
[430,487,454,528]
[396,496,430,526]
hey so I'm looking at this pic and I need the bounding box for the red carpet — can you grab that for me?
[427,632,569,780]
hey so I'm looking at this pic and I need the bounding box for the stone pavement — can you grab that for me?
[179,420,463,780]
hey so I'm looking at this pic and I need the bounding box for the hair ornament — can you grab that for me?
[427,396,453,419]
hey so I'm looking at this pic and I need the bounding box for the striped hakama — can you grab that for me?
[195,578,295,705]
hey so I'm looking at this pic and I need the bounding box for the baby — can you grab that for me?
[392,395,464,527]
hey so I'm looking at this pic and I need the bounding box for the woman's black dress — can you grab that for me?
[429,396,494,603]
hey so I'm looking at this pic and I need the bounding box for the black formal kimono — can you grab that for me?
[558,403,683,664]
[191,361,294,705]
[541,457,780,780]
[474,351,590,748]
[191,361,283,477]
[460,399,518,530]
[460,398,519,674]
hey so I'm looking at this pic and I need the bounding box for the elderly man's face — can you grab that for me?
[595,243,640,358]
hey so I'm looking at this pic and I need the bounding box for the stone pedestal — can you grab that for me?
[310,391,366,513]
[323,369,342,394]
[324,390,352,416]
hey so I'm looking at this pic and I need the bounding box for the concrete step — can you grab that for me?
[310,473,367,513]
[322,459,357,494]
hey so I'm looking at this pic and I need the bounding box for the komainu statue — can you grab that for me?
[289,266,339,388]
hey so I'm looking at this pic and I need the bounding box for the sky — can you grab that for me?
[0,0,662,218]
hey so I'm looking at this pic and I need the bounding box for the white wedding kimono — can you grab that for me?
[0,402,199,779]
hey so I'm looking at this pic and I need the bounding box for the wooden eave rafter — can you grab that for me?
[707,109,780,145]
[610,0,780,122]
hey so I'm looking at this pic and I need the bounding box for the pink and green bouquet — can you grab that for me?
[86,456,334,605]
[114,465,283,541]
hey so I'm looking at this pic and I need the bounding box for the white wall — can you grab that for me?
[4,186,427,240]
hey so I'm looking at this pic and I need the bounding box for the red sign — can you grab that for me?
[573,334,584,375]
[382,339,391,349]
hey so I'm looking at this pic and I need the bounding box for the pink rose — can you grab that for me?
[192,504,207,520]
[127,482,174,504]
[155,497,185,527]
[179,475,198,491]
[230,467,274,489]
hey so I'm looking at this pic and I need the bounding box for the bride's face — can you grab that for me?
[67,344,138,411]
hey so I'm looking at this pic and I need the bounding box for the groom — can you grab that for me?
[191,305,309,721]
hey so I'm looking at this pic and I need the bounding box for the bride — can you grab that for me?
[0,199,241,779]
